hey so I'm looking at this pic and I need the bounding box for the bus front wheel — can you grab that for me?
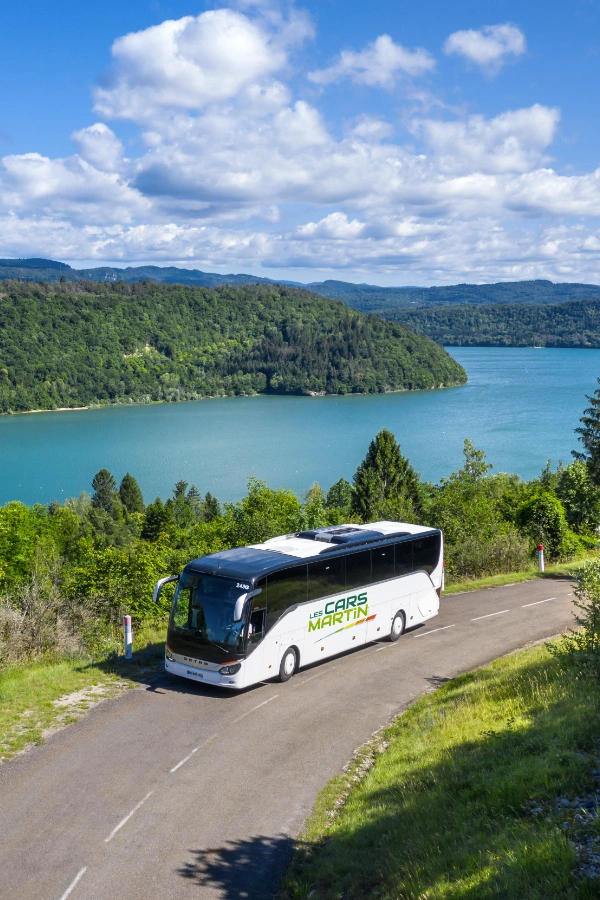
[279,647,297,682]
[389,611,405,642]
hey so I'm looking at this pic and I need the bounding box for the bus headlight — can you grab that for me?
[165,645,175,661]
[219,663,241,675]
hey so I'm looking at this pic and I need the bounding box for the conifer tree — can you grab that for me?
[573,379,600,484]
[203,492,221,522]
[119,473,145,514]
[185,485,204,521]
[91,469,117,514]
[141,497,174,541]
[351,429,422,523]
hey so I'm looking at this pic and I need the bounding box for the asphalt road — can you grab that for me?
[0,577,577,900]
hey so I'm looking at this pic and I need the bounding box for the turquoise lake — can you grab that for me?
[0,347,598,506]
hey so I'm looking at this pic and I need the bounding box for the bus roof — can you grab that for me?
[183,521,440,582]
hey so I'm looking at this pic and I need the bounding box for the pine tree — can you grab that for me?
[203,491,221,522]
[91,469,117,513]
[141,497,174,541]
[119,473,145,514]
[573,379,600,484]
[185,485,204,521]
[351,429,422,523]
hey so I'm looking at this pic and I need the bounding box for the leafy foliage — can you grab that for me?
[0,280,466,413]
[550,559,600,678]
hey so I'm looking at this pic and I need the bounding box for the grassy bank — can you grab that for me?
[280,644,600,899]
[444,552,595,595]
[0,621,166,762]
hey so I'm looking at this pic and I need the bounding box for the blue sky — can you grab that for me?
[1,0,600,283]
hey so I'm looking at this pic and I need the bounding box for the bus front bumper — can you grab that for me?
[164,655,244,689]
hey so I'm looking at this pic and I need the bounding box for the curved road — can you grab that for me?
[0,577,576,900]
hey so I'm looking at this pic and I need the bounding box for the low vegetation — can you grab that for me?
[280,639,600,899]
[0,280,466,413]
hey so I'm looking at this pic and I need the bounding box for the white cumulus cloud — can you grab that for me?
[94,9,297,121]
[309,34,435,88]
[444,24,526,74]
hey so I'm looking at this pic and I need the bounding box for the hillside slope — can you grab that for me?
[385,299,600,347]
[2,259,600,311]
[0,281,466,413]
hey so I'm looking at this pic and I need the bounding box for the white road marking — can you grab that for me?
[375,645,390,651]
[59,867,87,900]
[414,624,456,638]
[472,610,510,621]
[170,734,218,773]
[502,583,517,587]
[291,671,325,687]
[522,597,556,608]
[230,695,278,725]
[104,791,153,843]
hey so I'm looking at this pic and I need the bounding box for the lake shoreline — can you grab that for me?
[2,380,465,416]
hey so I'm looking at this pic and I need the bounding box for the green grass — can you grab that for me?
[0,620,167,761]
[280,644,600,900]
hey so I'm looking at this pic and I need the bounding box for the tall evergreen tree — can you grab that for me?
[351,429,422,523]
[203,492,221,522]
[185,485,204,521]
[141,497,174,541]
[91,469,117,514]
[574,379,600,484]
[119,473,145,514]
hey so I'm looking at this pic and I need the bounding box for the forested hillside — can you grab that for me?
[315,279,600,312]
[3,259,600,313]
[0,281,466,413]
[385,299,600,347]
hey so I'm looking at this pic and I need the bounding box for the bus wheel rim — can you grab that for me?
[393,617,402,634]
[284,652,295,675]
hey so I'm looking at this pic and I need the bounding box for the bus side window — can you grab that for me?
[248,599,266,644]
[246,577,266,643]
[412,534,441,574]
[266,565,307,631]
[345,550,371,590]
[371,545,395,583]
[394,540,413,576]
[307,556,345,601]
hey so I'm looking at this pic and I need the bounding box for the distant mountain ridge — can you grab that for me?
[2,258,600,309]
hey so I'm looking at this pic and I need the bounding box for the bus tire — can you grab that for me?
[278,647,297,682]
[389,611,405,642]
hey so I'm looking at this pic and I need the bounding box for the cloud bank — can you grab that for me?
[1,8,600,284]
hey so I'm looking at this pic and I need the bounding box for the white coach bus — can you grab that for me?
[154,521,443,690]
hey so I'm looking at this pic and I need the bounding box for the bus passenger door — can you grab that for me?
[243,601,267,684]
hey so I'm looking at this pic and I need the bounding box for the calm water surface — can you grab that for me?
[0,347,598,506]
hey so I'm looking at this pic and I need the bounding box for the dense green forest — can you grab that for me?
[385,299,600,347]
[313,279,600,312]
[0,280,465,413]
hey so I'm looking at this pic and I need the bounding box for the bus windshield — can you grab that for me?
[169,573,250,653]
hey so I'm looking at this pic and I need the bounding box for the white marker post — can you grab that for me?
[538,544,545,573]
[123,614,133,660]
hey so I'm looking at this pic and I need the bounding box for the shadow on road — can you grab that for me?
[177,834,295,899]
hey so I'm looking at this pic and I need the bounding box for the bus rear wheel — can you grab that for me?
[278,647,297,682]
[389,611,405,642]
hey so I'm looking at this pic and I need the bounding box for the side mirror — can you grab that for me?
[153,575,179,603]
[233,587,262,622]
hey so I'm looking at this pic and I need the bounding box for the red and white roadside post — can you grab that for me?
[123,614,133,660]
[538,544,545,573]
